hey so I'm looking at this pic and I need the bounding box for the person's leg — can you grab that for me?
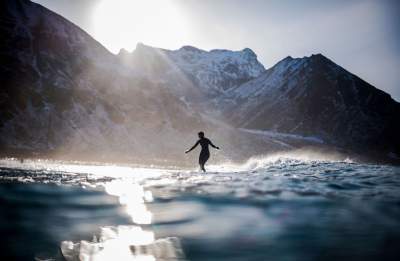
[202,153,209,172]
[199,151,209,173]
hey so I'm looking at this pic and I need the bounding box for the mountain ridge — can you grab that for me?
[222,52,400,157]
[1,0,399,164]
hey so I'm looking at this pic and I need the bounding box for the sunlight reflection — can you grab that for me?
[105,180,153,224]
[60,179,185,261]
[58,165,164,180]
[0,159,188,260]
[61,226,156,261]
[1,158,168,179]
[61,225,184,260]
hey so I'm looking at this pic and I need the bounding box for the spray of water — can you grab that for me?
[207,148,353,173]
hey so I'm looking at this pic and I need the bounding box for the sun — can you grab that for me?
[92,0,190,53]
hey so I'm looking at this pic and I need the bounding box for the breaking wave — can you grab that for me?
[209,149,354,173]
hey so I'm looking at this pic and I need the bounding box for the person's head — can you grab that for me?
[198,131,205,138]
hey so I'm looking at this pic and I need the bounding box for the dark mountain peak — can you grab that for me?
[284,55,294,60]
[273,55,295,67]
[310,53,324,58]
[271,53,343,78]
[241,48,257,58]
[308,53,335,65]
[299,54,342,71]
[269,55,306,74]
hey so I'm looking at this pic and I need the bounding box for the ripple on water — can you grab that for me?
[1,158,400,260]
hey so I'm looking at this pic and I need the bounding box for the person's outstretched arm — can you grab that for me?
[185,140,200,153]
[209,140,220,150]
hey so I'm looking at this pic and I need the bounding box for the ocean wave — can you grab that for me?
[208,149,354,173]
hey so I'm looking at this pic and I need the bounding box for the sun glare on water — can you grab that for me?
[92,0,190,53]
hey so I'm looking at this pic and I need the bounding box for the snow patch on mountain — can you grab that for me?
[166,45,266,94]
[121,43,266,96]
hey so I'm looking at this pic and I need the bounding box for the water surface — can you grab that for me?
[0,157,399,260]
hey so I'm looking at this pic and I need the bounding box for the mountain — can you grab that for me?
[223,54,400,158]
[167,45,265,95]
[0,0,210,163]
[0,0,277,164]
[120,42,400,161]
[120,43,265,96]
[1,0,399,164]
[118,43,400,161]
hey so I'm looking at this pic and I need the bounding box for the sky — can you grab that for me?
[33,0,400,101]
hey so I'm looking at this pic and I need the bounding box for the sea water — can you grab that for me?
[0,156,399,260]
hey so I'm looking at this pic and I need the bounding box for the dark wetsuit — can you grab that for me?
[187,137,218,172]
[198,138,212,166]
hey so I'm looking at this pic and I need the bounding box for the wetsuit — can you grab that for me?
[187,137,219,172]
[198,138,211,166]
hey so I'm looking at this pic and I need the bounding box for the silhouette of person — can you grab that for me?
[185,131,220,172]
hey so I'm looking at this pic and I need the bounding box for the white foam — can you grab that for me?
[207,149,354,173]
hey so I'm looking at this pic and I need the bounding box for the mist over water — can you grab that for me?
[1,155,399,260]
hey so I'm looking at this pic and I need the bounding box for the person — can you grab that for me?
[185,131,220,172]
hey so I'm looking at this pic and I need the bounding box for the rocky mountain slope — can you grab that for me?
[120,44,400,162]
[1,0,399,164]
[0,0,277,164]
[0,0,211,163]
[223,54,400,158]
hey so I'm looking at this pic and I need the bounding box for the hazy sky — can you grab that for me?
[33,0,400,101]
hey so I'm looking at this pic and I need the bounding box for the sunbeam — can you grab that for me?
[92,0,190,53]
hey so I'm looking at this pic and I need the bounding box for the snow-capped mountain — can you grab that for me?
[1,0,399,164]
[119,43,265,97]
[119,43,400,161]
[223,54,400,157]
[167,45,266,94]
